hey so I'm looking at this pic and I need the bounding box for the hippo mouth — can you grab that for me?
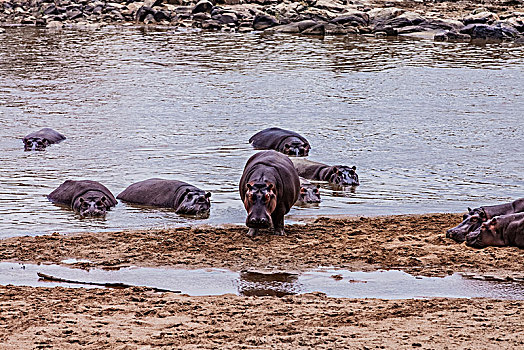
[446,229,467,243]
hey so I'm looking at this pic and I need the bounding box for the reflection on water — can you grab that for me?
[0,27,523,237]
[1,263,523,300]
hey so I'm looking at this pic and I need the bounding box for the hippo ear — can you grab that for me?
[101,196,107,202]
[491,217,497,225]
[467,207,472,212]
[185,188,191,193]
[316,184,320,189]
[79,197,85,203]
[352,166,357,170]
[284,144,290,149]
[205,192,211,198]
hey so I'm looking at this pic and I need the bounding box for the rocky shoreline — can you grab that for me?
[0,0,523,42]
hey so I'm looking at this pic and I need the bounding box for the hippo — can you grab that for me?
[466,212,524,249]
[117,178,211,216]
[23,128,66,151]
[249,127,310,157]
[48,180,117,217]
[295,178,321,206]
[290,158,359,187]
[239,150,300,237]
[446,198,524,243]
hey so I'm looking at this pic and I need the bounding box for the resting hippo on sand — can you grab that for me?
[466,212,524,249]
[239,150,300,237]
[295,178,321,206]
[48,180,117,217]
[249,127,310,157]
[446,198,524,243]
[117,178,211,216]
[23,128,66,151]
[290,158,359,187]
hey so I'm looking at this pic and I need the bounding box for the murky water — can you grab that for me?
[1,262,523,299]
[1,26,523,237]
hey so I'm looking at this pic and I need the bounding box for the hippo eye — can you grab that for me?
[81,202,89,208]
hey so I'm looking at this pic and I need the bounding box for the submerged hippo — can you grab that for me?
[117,178,211,216]
[239,150,300,237]
[466,212,524,249]
[290,158,359,187]
[295,178,321,206]
[23,128,66,151]
[48,180,117,217]
[446,198,524,243]
[249,127,310,157]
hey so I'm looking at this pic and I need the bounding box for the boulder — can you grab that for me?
[434,30,471,42]
[463,11,499,25]
[253,14,278,30]
[368,7,403,26]
[192,0,213,14]
[302,23,325,35]
[461,23,518,40]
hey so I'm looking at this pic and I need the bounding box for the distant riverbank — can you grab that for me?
[1,0,523,42]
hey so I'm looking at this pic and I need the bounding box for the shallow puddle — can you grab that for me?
[0,262,523,300]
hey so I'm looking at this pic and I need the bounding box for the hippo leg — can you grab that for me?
[247,228,260,237]
[272,213,285,236]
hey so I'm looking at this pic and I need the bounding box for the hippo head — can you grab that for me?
[73,195,110,218]
[243,182,277,229]
[282,139,310,157]
[446,207,486,243]
[297,184,321,205]
[329,166,359,186]
[466,217,505,248]
[23,137,50,151]
[176,189,211,216]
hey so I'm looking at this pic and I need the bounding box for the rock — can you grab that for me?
[253,14,278,30]
[193,12,211,21]
[368,7,404,26]
[331,11,369,27]
[313,0,347,13]
[372,25,397,36]
[46,20,63,29]
[461,23,518,41]
[201,19,221,29]
[324,23,357,35]
[154,10,170,22]
[424,18,465,31]
[384,11,425,28]
[0,28,5,34]
[434,29,471,42]
[43,4,59,15]
[192,0,213,14]
[66,9,83,20]
[144,0,163,7]
[21,16,36,24]
[214,12,238,25]
[266,20,317,33]
[302,23,325,35]
[463,11,499,25]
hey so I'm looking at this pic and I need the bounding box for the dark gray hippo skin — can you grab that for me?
[290,158,359,187]
[249,127,310,157]
[295,177,321,206]
[48,180,117,217]
[239,150,300,237]
[23,128,66,151]
[466,212,524,249]
[446,198,524,243]
[117,178,211,216]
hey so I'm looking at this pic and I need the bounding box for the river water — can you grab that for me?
[1,26,523,238]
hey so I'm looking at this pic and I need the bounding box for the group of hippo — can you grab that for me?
[24,127,359,237]
[447,198,524,249]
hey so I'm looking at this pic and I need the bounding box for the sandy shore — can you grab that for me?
[1,214,523,348]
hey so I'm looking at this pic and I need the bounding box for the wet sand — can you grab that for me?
[1,213,523,348]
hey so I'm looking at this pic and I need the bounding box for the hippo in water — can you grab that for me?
[117,178,211,216]
[446,198,524,243]
[295,178,321,206]
[466,212,524,249]
[23,128,66,151]
[48,180,117,217]
[290,158,359,187]
[249,127,310,157]
[239,150,300,237]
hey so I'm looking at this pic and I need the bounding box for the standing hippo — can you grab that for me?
[23,128,66,151]
[446,198,524,243]
[239,150,300,237]
[117,178,211,216]
[249,127,310,157]
[466,212,524,249]
[48,180,117,217]
[290,158,359,187]
[295,178,321,206]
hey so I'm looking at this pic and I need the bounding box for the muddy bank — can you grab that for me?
[1,0,523,43]
[1,214,523,278]
[0,285,523,349]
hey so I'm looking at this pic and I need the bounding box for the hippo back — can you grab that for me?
[23,128,66,144]
[249,127,309,153]
[240,150,300,213]
[483,198,524,219]
[290,158,329,180]
[117,178,197,209]
[48,180,117,207]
